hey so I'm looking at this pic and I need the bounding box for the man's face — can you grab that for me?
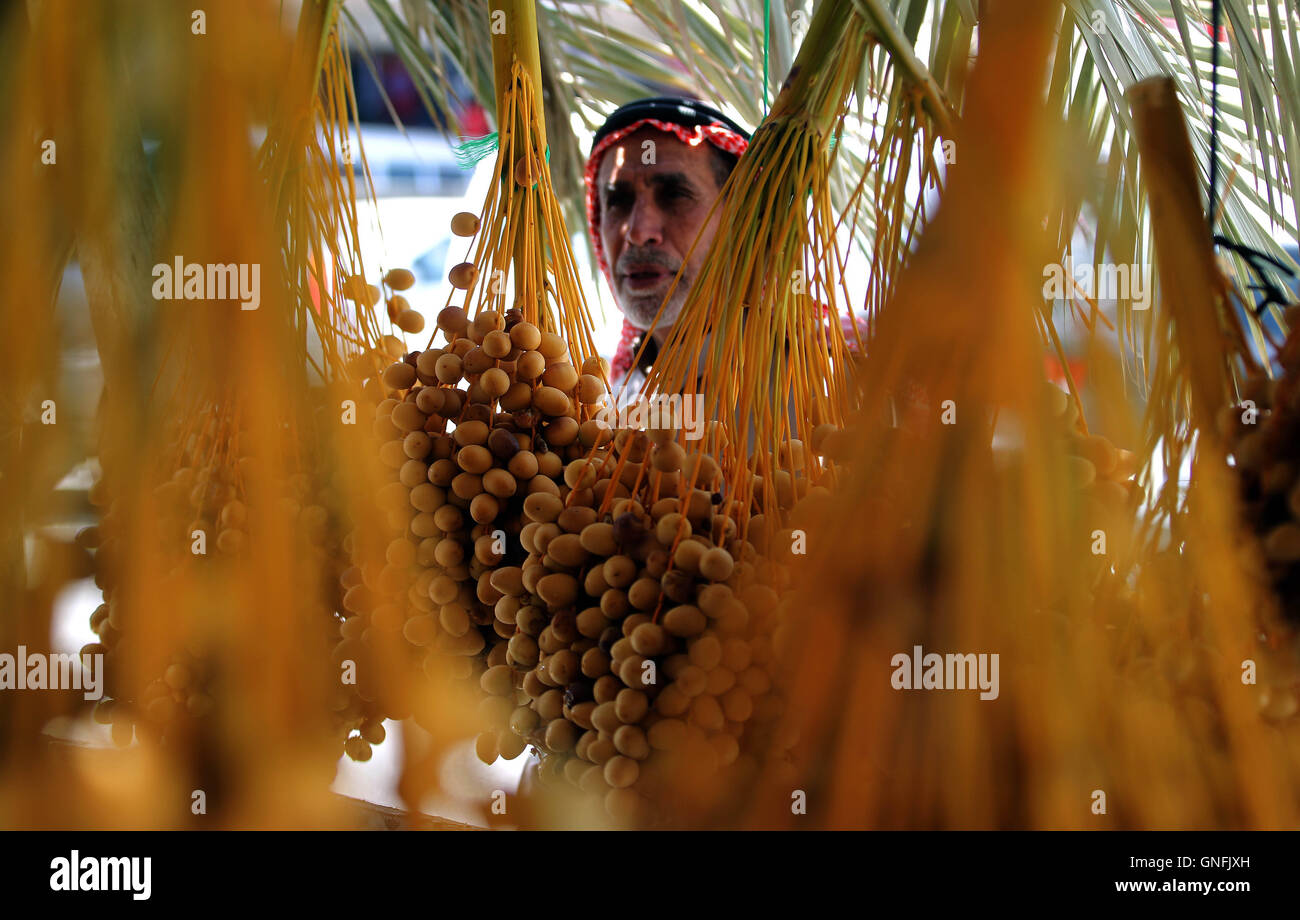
[596,127,726,339]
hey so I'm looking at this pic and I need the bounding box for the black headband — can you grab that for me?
[590,96,751,154]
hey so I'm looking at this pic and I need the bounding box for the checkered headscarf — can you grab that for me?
[584,98,750,384]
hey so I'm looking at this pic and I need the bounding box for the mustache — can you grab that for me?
[615,248,680,275]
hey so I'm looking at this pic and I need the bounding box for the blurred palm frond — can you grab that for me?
[378,1,1298,395]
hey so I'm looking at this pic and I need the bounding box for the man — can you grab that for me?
[583,97,750,387]
[581,99,905,445]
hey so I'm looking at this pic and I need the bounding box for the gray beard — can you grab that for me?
[621,286,688,340]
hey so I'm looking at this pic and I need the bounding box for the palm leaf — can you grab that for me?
[375,1,1298,414]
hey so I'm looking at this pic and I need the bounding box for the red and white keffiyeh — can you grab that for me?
[583,118,750,384]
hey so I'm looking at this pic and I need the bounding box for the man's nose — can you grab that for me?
[624,194,664,248]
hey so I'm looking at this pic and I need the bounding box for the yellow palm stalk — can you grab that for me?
[436,0,601,363]
[636,0,882,542]
[343,0,617,825]
[0,0,433,828]
[740,0,1101,829]
[1109,77,1300,827]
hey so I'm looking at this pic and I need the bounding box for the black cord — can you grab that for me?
[1215,235,1295,318]
[1205,0,1297,319]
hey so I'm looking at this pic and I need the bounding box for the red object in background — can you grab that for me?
[307,248,328,315]
[460,102,490,137]
[1044,353,1088,389]
[1157,16,1228,42]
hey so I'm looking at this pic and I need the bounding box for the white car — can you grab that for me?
[303,127,494,375]
[360,208,617,350]
[352,193,487,340]
[341,127,617,360]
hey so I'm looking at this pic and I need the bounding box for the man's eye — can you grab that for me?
[604,191,631,211]
[659,186,696,208]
